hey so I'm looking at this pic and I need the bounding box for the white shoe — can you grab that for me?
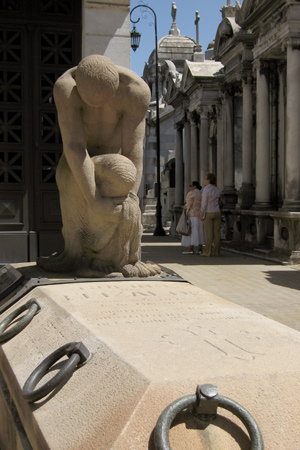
[182,251,194,255]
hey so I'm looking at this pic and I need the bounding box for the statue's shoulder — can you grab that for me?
[117,66,150,113]
[53,67,79,105]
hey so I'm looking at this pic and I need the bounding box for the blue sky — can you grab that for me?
[130,0,241,76]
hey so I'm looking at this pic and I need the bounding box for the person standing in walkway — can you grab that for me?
[200,173,221,257]
[181,181,205,254]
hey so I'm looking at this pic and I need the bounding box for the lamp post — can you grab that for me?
[130,4,165,236]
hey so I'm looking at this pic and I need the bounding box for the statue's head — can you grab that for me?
[94,154,137,198]
[76,55,119,107]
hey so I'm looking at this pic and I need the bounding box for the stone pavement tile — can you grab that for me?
[141,232,300,332]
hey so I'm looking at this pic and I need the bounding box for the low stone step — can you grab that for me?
[144,205,156,212]
[254,248,271,255]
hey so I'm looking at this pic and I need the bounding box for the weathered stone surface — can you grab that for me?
[1,280,300,449]
[36,55,160,278]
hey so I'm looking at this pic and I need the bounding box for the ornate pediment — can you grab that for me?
[181,63,195,92]
[235,0,262,27]
[162,60,181,103]
[214,17,241,58]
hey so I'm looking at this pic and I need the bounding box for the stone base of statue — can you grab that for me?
[0,271,299,449]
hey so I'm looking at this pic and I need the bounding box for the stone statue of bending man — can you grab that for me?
[37,54,160,278]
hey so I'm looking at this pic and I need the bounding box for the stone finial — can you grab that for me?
[169,2,180,36]
[171,2,177,22]
[195,11,200,44]
[221,1,236,19]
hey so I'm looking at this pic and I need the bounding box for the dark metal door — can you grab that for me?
[0,0,81,260]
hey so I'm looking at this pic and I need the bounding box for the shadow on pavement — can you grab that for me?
[263,270,300,291]
[141,234,278,267]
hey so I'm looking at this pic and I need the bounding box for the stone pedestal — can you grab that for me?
[236,183,255,210]
[1,276,300,449]
[271,211,300,263]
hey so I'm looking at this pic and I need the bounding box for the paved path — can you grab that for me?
[141,232,300,332]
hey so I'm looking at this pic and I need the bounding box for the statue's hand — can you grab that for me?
[89,187,126,217]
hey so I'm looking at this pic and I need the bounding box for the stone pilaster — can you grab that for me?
[253,59,271,209]
[188,111,199,182]
[237,74,255,209]
[198,106,209,186]
[222,85,237,208]
[216,103,224,190]
[277,62,286,206]
[184,118,191,195]
[208,106,217,175]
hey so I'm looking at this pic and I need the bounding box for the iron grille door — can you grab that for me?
[0,0,81,260]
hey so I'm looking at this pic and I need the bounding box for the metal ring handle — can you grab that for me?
[154,385,264,450]
[22,341,91,403]
[0,299,41,344]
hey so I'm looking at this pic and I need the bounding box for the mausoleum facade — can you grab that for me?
[141,3,205,228]
[161,0,300,263]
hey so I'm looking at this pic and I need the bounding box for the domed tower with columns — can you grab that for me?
[141,2,205,229]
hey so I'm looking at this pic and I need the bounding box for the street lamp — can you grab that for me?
[130,4,165,236]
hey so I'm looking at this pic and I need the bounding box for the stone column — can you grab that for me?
[198,106,209,185]
[237,74,255,209]
[283,43,300,211]
[277,63,286,206]
[174,124,184,207]
[254,60,271,209]
[216,104,224,190]
[184,118,191,195]
[223,86,237,207]
[189,112,199,182]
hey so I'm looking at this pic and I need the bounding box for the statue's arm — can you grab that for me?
[120,77,151,195]
[121,117,146,195]
[53,74,97,205]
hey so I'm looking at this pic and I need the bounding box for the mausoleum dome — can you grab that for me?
[147,2,196,73]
